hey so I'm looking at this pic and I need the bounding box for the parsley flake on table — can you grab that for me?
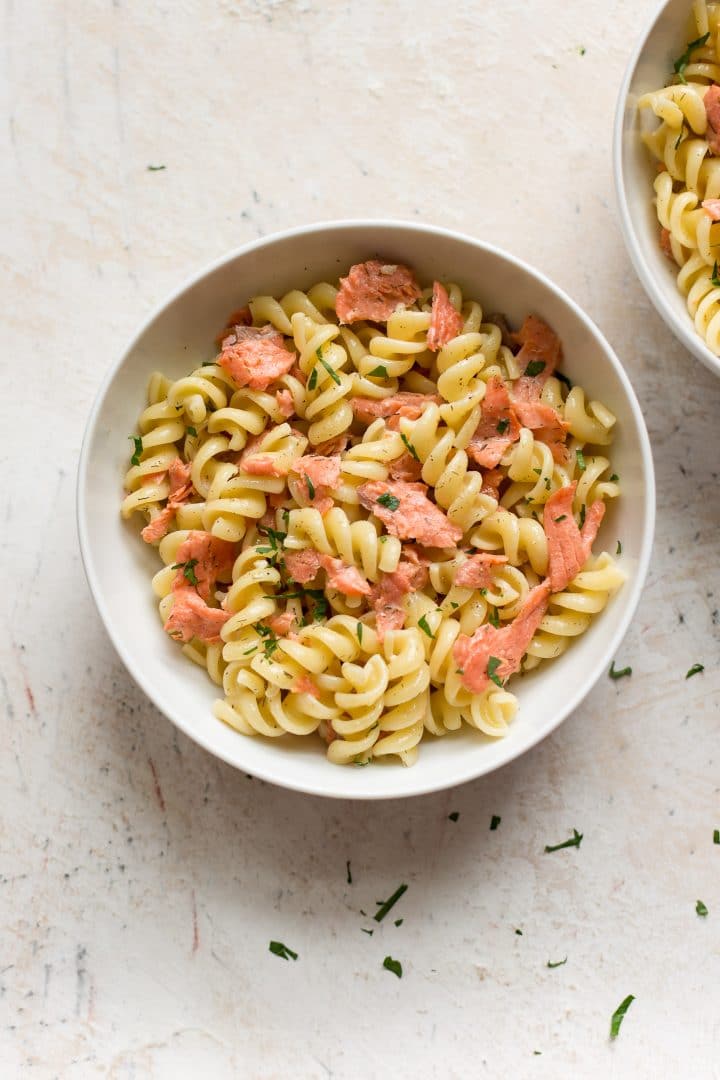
[673,32,710,84]
[545,828,583,853]
[346,860,352,885]
[547,957,567,969]
[269,941,298,961]
[610,994,635,1038]
[394,918,403,927]
[377,493,400,511]
[696,899,709,917]
[616,540,622,555]
[490,815,501,830]
[714,829,720,845]
[147,164,166,171]
[609,661,632,680]
[374,883,408,923]
[128,434,143,466]
[448,811,460,822]
[685,663,704,679]
[383,956,402,978]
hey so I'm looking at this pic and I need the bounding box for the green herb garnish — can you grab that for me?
[383,956,402,979]
[400,433,420,461]
[147,164,166,171]
[610,995,635,1038]
[673,32,710,84]
[128,434,143,466]
[318,352,341,385]
[377,493,400,511]
[306,475,316,500]
[686,663,704,679]
[361,928,374,935]
[418,615,434,639]
[490,815,501,830]
[357,622,363,644]
[448,812,459,822]
[497,418,510,435]
[714,829,720,845]
[171,558,199,587]
[576,449,586,472]
[308,367,318,391]
[616,540,622,555]
[547,957,567,969]
[374,883,408,923]
[487,656,504,688]
[346,860,352,885]
[578,45,586,55]
[524,360,546,377]
[186,426,197,437]
[515,928,523,936]
[712,261,720,288]
[243,645,258,656]
[394,919,403,927]
[554,515,567,523]
[609,473,619,483]
[545,828,583,853]
[696,899,709,916]
[269,940,298,961]
[609,661,632,680]
[368,365,388,378]
[488,607,500,629]
[579,503,586,528]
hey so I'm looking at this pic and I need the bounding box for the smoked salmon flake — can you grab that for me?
[427,281,464,351]
[335,260,422,323]
[357,480,462,548]
[218,326,296,390]
[467,376,521,468]
[350,392,441,426]
[164,587,231,644]
[543,483,606,592]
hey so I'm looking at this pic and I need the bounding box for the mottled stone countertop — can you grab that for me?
[3,1,719,1076]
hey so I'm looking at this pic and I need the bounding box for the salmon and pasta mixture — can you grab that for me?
[122,259,624,766]
[640,0,720,354]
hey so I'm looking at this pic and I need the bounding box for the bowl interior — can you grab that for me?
[79,222,655,799]
[615,0,720,376]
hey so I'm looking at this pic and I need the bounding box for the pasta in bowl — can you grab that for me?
[79,222,653,798]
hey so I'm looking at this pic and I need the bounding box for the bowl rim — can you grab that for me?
[612,0,720,378]
[77,218,656,800]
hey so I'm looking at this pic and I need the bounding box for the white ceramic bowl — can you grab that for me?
[614,0,720,376]
[77,221,655,800]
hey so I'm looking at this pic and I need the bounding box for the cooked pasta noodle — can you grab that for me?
[122,259,624,765]
[639,0,720,353]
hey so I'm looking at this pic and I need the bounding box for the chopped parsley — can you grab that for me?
[497,418,510,435]
[186,426,197,437]
[488,607,500,629]
[377,493,400,511]
[578,45,586,55]
[673,32,710,84]
[515,928,523,936]
[308,367,318,391]
[448,811,460,822]
[524,360,546,377]
[305,474,316,500]
[616,540,622,555]
[374,883,408,923]
[490,815,501,831]
[418,615,434,639]
[609,473,619,483]
[256,623,280,659]
[171,558,199,587]
[712,261,720,288]
[487,656,504,688]
[128,434,143,466]
[609,661,632,680]
[356,622,363,644]
[269,940,298,961]
[696,899,709,916]
[610,995,635,1038]
[547,957,567,969]
[394,919,403,927]
[544,828,583,853]
[714,829,720,845]
[686,663,704,679]
[346,860,352,885]
[383,956,402,979]
[242,646,258,656]
[361,928,374,935]
[400,433,420,461]
[556,371,573,390]
[576,449,586,472]
[368,365,388,378]
[147,164,166,171]
[318,351,341,385]
[579,503,586,528]
[554,515,567,523]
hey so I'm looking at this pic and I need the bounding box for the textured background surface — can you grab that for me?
[3,0,720,1076]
